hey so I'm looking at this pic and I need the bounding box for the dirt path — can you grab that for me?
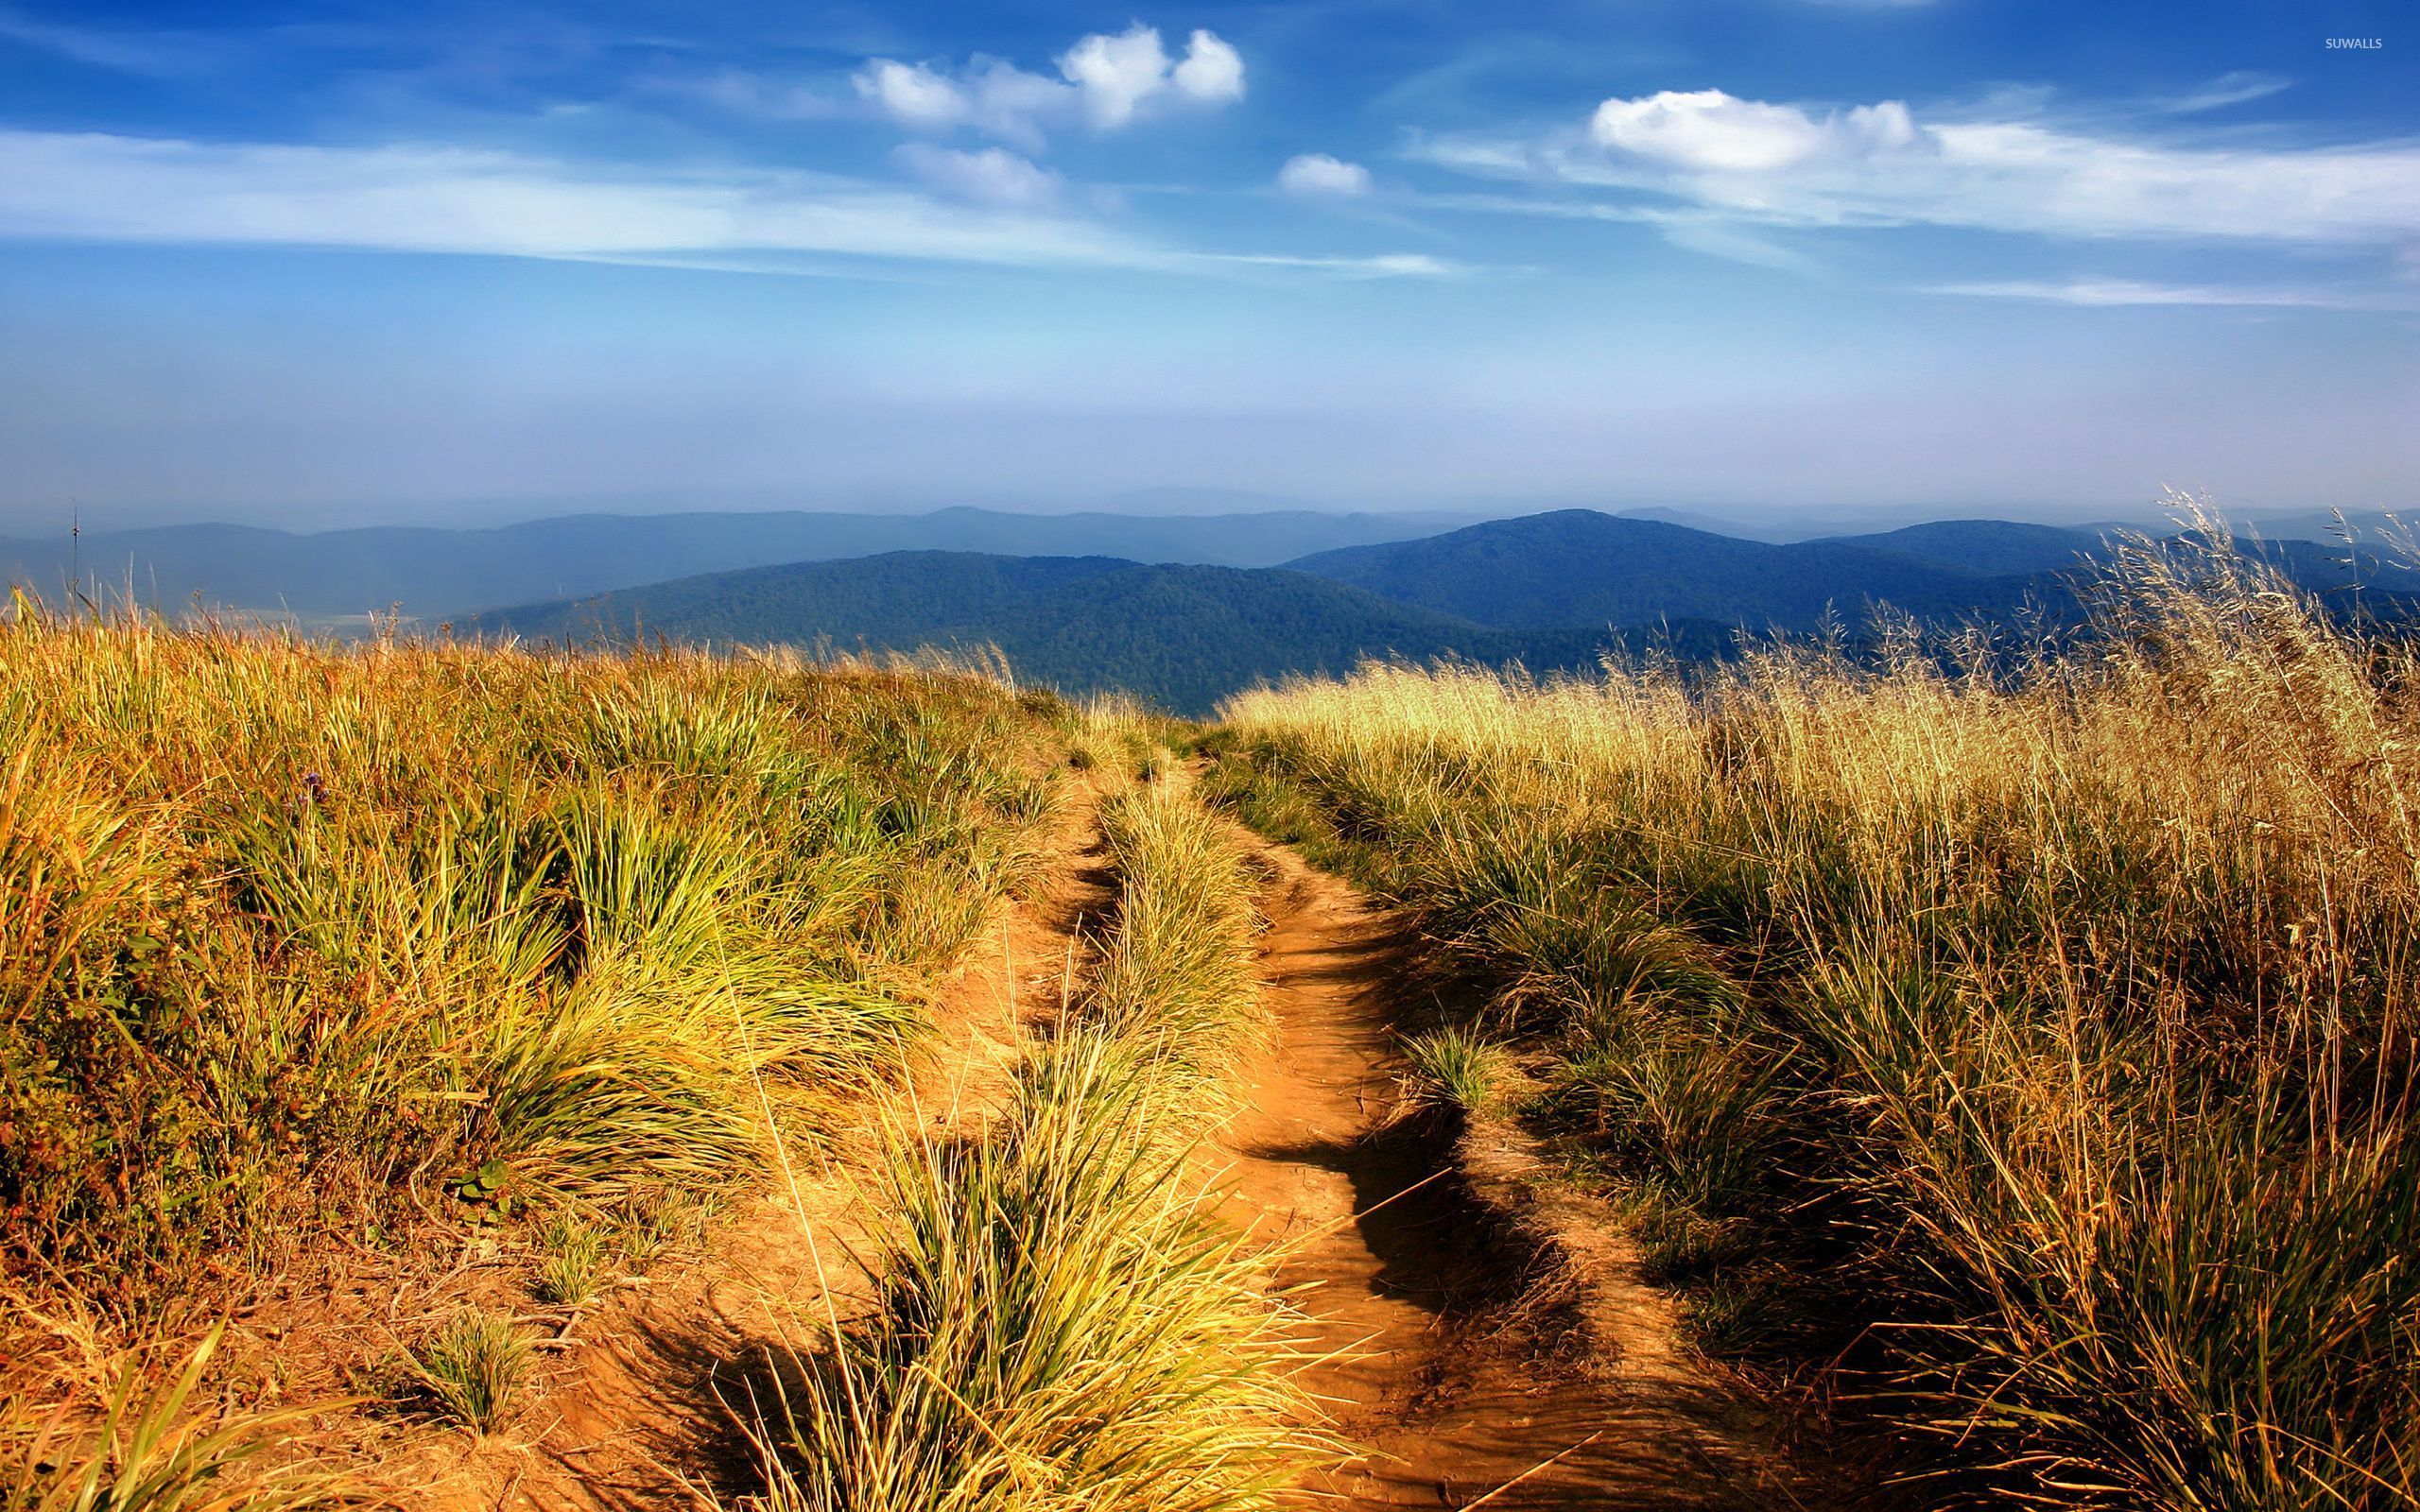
[1224,840,1825,1511]
[392,775,1824,1510]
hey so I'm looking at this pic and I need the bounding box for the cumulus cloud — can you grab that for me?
[1171,29,1246,104]
[1057,25,1170,129]
[1278,153,1372,197]
[895,144,1060,208]
[855,25,1244,147]
[1590,90,1915,172]
[1420,87,2420,245]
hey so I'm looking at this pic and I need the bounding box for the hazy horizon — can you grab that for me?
[2,1,2412,534]
[1,488,2247,545]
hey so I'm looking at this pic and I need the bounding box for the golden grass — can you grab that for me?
[1213,502,2420,1510]
[735,761,1324,1512]
[1,603,1063,1494]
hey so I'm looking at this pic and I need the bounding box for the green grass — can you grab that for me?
[1397,1027,1515,1117]
[531,1212,608,1309]
[405,1308,535,1436]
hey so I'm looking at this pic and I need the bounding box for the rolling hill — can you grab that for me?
[1282,510,2074,631]
[1288,510,2420,631]
[483,551,1716,714]
[0,506,1475,623]
[483,512,2420,713]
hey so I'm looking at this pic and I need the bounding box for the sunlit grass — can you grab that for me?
[0,1324,363,1511]
[735,747,1322,1512]
[0,607,1056,1311]
[1215,496,2420,1510]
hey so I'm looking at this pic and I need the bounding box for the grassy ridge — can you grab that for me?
[0,604,1058,1318]
[1213,513,2420,1510]
[744,778,1319,1512]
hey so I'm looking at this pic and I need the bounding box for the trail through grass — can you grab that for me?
[735,775,1326,1512]
[1212,502,2420,1510]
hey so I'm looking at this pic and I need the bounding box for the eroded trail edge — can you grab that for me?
[1223,837,1822,1511]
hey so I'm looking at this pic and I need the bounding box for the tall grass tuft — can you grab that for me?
[1215,497,2420,1509]
[0,1324,362,1510]
[1086,782,1266,1086]
[0,606,1057,1327]
[405,1308,534,1436]
[738,766,1320,1511]
[749,1036,1306,1512]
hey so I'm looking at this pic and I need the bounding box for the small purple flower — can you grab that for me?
[301,771,328,806]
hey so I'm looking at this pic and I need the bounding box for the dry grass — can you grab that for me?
[1,604,1063,1491]
[1213,499,2420,1510]
[0,1323,366,1510]
[733,763,1325,1512]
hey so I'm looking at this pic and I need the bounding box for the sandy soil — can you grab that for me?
[1222,838,1832,1511]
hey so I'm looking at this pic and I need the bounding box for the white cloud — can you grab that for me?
[854,59,968,129]
[2154,72,2292,115]
[1927,278,2372,309]
[1421,88,2420,245]
[0,128,1452,281]
[1171,29,1246,104]
[1591,90,1914,172]
[895,144,1060,208]
[1278,153,1372,197]
[1058,25,1170,129]
[670,68,843,121]
[0,11,222,76]
[2158,71,2284,114]
[1220,250,1461,278]
[856,25,1245,147]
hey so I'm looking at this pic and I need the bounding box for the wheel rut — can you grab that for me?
[1222,838,1824,1511]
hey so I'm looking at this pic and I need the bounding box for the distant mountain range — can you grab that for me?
[482,511,2420,714]
[10,503,2411,713]
[0,507,1477,622]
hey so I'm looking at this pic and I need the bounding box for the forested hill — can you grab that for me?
[1283,510,2084,630]
[483,550,1728,714]
[483,514,2420,713]
[1287,510,2420,631]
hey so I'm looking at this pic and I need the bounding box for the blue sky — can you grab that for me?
[0,0,2412,530]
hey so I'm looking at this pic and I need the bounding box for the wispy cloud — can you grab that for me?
[647,65,844,121]
[894,144,1061,208]
[0,8,231,76]
[1417,87,2420,245]
[2152,71,2292,115]
[0,128,1456,280]
[1927,277,2396,310]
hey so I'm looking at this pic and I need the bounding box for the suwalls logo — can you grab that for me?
[2324,36,2384,48]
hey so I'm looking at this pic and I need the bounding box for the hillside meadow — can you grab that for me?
[1210,512,2420,1510]
[7,501,2420,1511]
